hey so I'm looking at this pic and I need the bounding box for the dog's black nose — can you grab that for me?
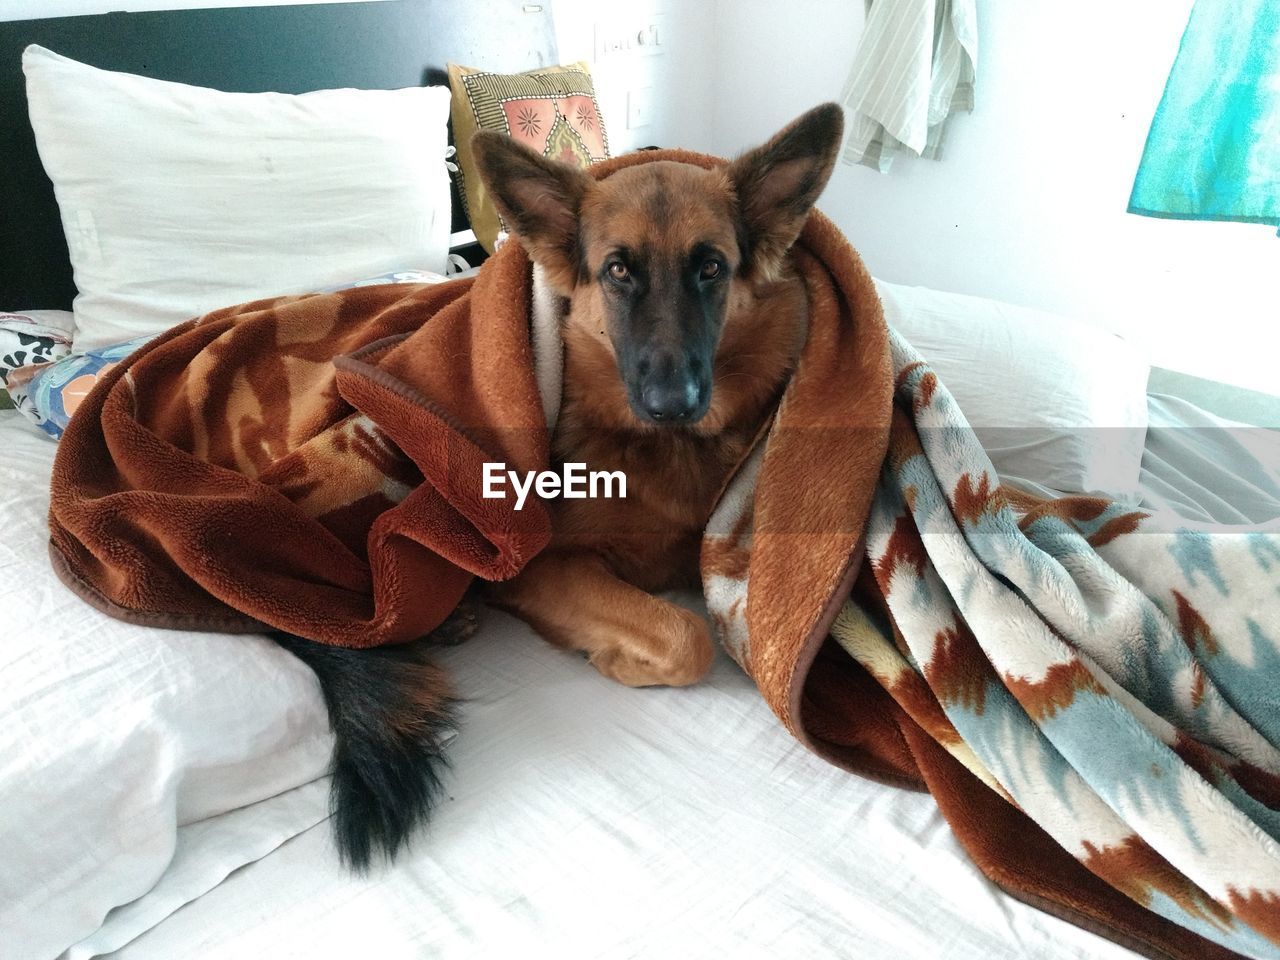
[640,379,701,422]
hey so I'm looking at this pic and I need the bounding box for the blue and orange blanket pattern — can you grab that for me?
[831,330,1280,958]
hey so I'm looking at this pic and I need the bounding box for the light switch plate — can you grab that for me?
[594,13,669,60]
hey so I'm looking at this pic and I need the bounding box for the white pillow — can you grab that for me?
[0,419,334,959]
[23,45,452,351]
[874,279,1151,495]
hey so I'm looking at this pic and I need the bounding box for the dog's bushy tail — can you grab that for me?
[273,633,456,871]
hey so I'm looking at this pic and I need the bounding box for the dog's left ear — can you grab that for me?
[727,103,845,279]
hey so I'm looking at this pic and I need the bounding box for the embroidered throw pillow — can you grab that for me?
[448,61,610,252]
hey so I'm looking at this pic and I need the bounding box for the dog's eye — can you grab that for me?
[699,259,722,281]
[608,262,630,282]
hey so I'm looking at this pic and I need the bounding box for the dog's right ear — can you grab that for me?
[471,131,593,290]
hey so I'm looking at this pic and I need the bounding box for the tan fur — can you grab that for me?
[477,106,844,687]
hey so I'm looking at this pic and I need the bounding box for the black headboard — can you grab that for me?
[0,0,558,311]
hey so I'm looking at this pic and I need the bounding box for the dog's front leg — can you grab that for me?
[485,550,714,687]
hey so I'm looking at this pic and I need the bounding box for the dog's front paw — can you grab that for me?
[590,611,714,687]
[590,648,668,687]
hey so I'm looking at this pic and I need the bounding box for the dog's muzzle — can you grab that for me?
[631,352,709,424]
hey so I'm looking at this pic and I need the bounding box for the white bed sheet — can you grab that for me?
[0,392,1118,960]
[105,612,1134,960]
[13,395,1265,960]
[1139,393,1280,524]
[1000,394,1280,526]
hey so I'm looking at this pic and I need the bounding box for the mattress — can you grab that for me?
[3,385,1276,960]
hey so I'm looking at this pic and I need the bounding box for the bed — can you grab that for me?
[2,4,1277,960]
[5,377,1277,960]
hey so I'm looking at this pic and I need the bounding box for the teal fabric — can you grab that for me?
[1129,0,1280,233]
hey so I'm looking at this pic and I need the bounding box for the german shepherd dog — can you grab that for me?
[280,103,845,868]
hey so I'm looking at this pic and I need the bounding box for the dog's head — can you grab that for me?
[472,103,843,427]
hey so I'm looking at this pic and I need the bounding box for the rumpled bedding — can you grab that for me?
[1141,394,1280,526]
[44,146,1280,960]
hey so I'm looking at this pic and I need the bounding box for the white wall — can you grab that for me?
[551,0,714,154]
[702,0,1278,393]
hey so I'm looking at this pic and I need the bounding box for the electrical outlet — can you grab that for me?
[594,22,626,60]
[627,87,655,129]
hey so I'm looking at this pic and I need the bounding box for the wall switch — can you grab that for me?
[634,15,667,57]
[594,13,668,60]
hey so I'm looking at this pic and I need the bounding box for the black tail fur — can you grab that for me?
[273,633,457,871]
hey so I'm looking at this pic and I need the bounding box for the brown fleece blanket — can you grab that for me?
[49,249,552,645]
[50,148,1271,960]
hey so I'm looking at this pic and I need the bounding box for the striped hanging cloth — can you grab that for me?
[840,0,978,172]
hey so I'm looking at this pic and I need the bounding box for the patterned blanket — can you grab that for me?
[704,334,1280,959]
[49,148,1279,959]
[868,353,1280,958]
